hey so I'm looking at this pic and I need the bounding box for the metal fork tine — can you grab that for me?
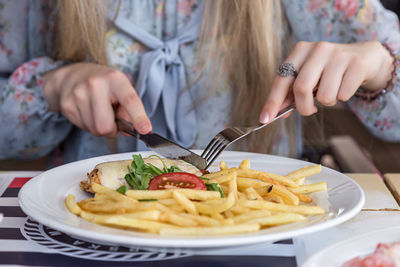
[204,138,229,163]
[201,135,219,158]
[206,142,230,169]
[202,134,224,159]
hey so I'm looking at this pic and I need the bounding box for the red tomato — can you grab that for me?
[148,172,206,190]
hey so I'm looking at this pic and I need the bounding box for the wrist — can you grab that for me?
[356,42,398,101]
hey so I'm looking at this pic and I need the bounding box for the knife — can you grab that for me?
[116,117,207,170]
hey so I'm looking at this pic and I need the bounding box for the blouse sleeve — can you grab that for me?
[283,0,400,142]
[0,57,73,160]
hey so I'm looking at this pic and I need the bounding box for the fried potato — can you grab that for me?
[65,194,81,215]
[173,190,198,215]
[285,165,322,180]
[239,199,325,215]
[290,182,327,194]
[247,213,306,226]
[126,189,221,201]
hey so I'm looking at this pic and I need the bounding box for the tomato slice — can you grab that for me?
[148,172,206,190]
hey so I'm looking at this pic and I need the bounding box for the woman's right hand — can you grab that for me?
[43,63,152,137]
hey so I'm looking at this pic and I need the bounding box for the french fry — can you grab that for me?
[245,187,263,200]
[230,205,251,215]
[91,184,138,204]
[237,177,266,189]
[179,213,221,227]
[237,191,247,200]
[236,168,298,188]
[285,165,322,180]
[294,177,306,186]
[78,197,137,214]
[173,190,198,215]
[290,191,313,203]
[239,178,299,205]
[232,210,272,224]
[91,182,111,193]
[224,210,234,218]
[157,198,177,206]
[239,159,250,170]
[219,160,228,170]
[263,194,284,204]
[124,210,161,220]
[239,199,325,215]
[220,184,229,195]
[202,168,236,180]
[290,182,327,194]
[195,191,236,215]
[126,189,221,201]
[247,213,306,226]
[80,210,169,232]
[229,172,238,202]
[159,224,260,236]
[134,201,159,211]
[65,194,81,215]
[163,212,198,227]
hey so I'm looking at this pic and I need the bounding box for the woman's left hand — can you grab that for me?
[259,40,394,123]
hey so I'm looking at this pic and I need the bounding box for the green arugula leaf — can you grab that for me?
[205,183,225,198]
[116,185,127,195]
[200,176,210,181]
[146,163,163,175]
[168,165,183,173]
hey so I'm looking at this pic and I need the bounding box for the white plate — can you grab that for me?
[19,150,364,249]
[302,226,400,267]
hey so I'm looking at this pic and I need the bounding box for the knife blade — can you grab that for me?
[116,117,207,170]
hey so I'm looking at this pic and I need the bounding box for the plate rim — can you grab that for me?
[18,150,365,249]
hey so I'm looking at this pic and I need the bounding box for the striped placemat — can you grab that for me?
[0,173,298,266]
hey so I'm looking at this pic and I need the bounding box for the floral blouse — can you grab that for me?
[0,0,399,165]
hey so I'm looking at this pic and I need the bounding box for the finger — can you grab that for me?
[116,106,132,137]
[292,42,333,115]
[260,41,314,123]
[72,86,99,136]
[337,59,366,102]
[60,96,88,132]
[280,95,295,119]
[316,55,349,106]
[107,71,152,134]
[88,81,118,138]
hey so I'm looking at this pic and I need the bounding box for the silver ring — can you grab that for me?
[277,62,298,77]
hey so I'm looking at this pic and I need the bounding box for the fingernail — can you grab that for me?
[259,112,269,124]
[137,120,151,134]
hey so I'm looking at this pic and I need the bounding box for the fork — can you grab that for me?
[201,103,296,169]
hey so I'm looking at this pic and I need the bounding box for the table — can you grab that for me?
[0,172,399,266]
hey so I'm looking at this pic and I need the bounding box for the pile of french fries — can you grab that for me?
[65,160,327,236]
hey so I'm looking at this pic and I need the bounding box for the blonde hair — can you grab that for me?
[53,0,297,156]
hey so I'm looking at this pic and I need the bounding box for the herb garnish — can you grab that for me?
[200,177,224,197]
[205,183,225,198]
[116,185,127,194]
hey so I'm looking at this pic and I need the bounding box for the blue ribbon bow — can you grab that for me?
[112,2,205,150]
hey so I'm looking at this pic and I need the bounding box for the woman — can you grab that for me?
[0,0,399,165]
